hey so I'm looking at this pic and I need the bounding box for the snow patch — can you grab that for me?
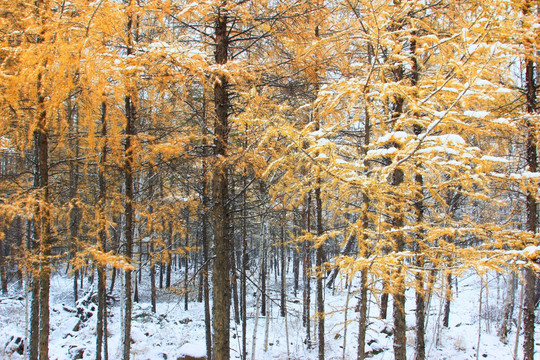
[464,110,490,118]
[178,342,206,358]
[480,155,509,163]
[377,131,410,144]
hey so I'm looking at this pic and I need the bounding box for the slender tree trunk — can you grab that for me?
[357,268,368,360]
[203,219,212,360]
[34,63,51,360]
[415,257,426,360]
[37,132,50,360]
[159,259,163,289]
[201,89,212,360]
[303,194,312,347]
[29,288,40,359]
[523,23,537,359]
[122,93,135,360]
[184,211,190,311]
[212,8,231,360]
[499,273,516,343]
[392,169,406,360]
[0,237,6,295]
[241,175,248,360]
[121,2,137,358]
[96,101,108,360]
[280,219,286,318]
[231,238,240,324]
[148,168,157,314]
[293,215,299,297]
[261,246,267,317]
[315,185,325,360]
[150,240,156,313]
[358,104,371,360]
[443,272,452,328]
[166,222,172,289]
[68,94,80,307]
[410,33,426,360]
[380,284,389,319]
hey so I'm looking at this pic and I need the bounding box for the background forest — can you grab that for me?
[0,0,539,359]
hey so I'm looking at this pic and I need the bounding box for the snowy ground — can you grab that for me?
[0,268,537,359]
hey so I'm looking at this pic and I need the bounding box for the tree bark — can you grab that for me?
[443,272,452,328]
[121,2,137,358]
[241,175,248,360]
[303,193,312,347]
[184,211,190,311]
[212,7,232,360]
[498,273,516,343]
[96,101,108,360]
[122,93,136,360]
[280,219,286,318]
[523,23,537,359]
[380,285,389,319]
[34,62,51,360]
[315,185,325,360]
[166,222,172,289]
[357,268,368,360]
[392,169,406,360]
[201,89,213,360]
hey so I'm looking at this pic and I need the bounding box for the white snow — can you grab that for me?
[522,245,540,257]
[464,110,490,118]
[510,171,540,179]
[480,155,510,163]
[367,147,398,157]
[0,264,538,360]
[474,79,493,87]
[178,343,206,358]
[425,134,466,145]
[377,131,410,144]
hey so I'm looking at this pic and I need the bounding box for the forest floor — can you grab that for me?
[0,267,537,359]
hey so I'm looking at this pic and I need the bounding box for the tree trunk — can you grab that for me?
[184,211,190,311]
[280,219,286,318]
[166,222,172,289]
[293,222,299,297]
[392,168,406,360]
[96,101,108,360]
[315,185,325,360]
[261,247,267,317]
[121,2,137,358]
[148,168,157,314]
[150,241,156,313]
[358,108,371,360]
[241,175,248,360]
[380,285,389,319]
[498,273,516,343]
[201,88,212,360]
[443,272,452,328]
[34,65,51,360]
[212,8,231,360]
[0,237,6,295]
[28,220,40,360]
[357,268,368,360]
[303,194,312,347]
[523,26,537,360]
[410,34,425,360]
[68,93,81,307]
[231,238,240,324]
[122,93,135,360]
[415,258,426,360]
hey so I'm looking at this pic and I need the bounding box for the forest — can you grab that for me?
[0,0,539,359]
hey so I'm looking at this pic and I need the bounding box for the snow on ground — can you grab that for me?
[0,267,537,359]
